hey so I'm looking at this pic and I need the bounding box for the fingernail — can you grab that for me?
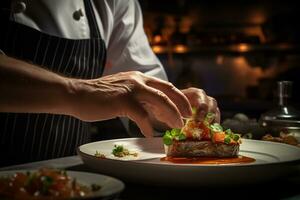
[183,107,193,118]
[173,118,184,128]
[196,110,206,121]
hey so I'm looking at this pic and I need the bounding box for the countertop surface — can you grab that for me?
[1,155,300,200]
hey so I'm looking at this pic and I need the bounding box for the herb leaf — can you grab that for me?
[204,112,215,124]
[233,134,240,141]
[177,133,186,141]
[225,129,232,135]
[41,175,54,195]
[163,133,173,145]
[191,107,197,116]
[112,145,125,157]
[224,136,231,144]
[112,145,137,157]
[163,128,186,145]
[210,123,223,132]
[170,128,181,137]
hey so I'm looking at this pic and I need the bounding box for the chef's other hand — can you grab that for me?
[67,71,192,137]
[181,87,220,123]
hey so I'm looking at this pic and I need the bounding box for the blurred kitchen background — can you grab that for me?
[139,0,300,119]
[92,0,300,141]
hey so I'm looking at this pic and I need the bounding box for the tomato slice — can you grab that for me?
[212,132,226,143]
[198,122,210,140]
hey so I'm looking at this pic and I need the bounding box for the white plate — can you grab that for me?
[0,170,124,199]
[78,138,300,186]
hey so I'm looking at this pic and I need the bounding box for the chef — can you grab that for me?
[0,0,219,166]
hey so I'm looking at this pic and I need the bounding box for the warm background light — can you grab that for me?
[174,44,188,53]
[152,45,164,54]
[237,43,250,52]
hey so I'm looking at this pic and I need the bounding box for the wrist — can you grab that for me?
[60,77,82,117]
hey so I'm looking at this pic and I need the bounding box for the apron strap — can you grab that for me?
[83,0,102,39]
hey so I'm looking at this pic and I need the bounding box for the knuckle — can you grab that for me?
[132,71,143,77]
[166,81,175,88]
[199,102,209,111]
[129,77,139,85]
[156,90,171,103]
[198,88,206,96]
[156,89,167,98]
[188,87,197,91]
[127,71,146,85]
[190,87,205,93]
[190,88,206,98]
[209,97,218,105]
[166,82,178,92]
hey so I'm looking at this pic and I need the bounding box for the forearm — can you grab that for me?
[0,55,192,137]
[0,54,73,115]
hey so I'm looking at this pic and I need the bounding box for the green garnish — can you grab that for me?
[177,133,186,140]
[163,128,186,146]
[25,171,37,187]
[210,123,223,132]
[41,175,54,194]
[112,145,138,157]
[171,128,181,136]
[191,107,197,116]
[225,129,232,135]
[163,113,241,145]
[95,151,106,158]
[224,136,231,144]
[163,131,173,145]
[204,112,215,125]
[223,128,241,143]
[233,134,240,141]
[112,145,126,157]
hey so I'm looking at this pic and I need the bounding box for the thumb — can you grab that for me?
[121,100,154,138]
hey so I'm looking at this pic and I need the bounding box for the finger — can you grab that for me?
[122,99,154,137]
[208,97,218,113]
[190,92,209,121]
[195,101,209,121]
[146,77,192,118]
[136,86,184,129]
[207,97,221,123]
[214,107,221,123]
[181,88,209,110]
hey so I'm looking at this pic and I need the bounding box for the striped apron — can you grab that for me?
[0,0,106,166]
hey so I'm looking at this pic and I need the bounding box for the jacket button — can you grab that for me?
[12,1,26,14]
[73,9,84,21]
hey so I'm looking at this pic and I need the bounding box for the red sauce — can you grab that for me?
[160,155,255,165]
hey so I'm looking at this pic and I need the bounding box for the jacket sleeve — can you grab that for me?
[103,0,168,81]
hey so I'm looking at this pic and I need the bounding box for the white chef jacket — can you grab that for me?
[3,0,168,80]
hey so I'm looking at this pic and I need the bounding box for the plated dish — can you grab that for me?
[163,112,242,159]
[78,137,300,186]
[0,168,124,200]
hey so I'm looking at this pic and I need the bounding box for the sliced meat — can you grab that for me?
[165,140,239,157]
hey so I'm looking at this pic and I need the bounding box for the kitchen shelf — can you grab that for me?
[151,43,300,55]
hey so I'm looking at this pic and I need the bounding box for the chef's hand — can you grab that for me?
[181,87,220,123]
[68,71,192,137]
[148,87,221,132]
